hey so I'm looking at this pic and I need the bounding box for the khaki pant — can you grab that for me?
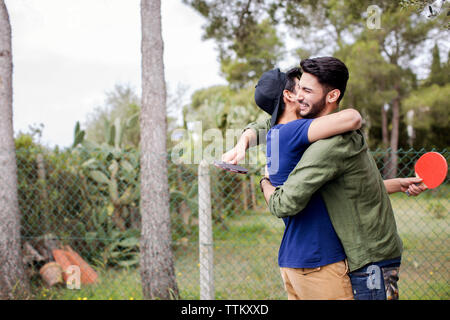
[280,260,354,300]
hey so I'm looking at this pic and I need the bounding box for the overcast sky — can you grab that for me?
[6,0,227,148]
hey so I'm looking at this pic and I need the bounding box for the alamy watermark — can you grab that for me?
[66,265,81,290]
[366,5,382,30]
[169,122,277,171]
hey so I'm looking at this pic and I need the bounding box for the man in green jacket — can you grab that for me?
[223,57,425,300]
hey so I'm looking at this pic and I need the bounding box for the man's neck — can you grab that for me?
[276,109,299,124]
[317,103,339,118]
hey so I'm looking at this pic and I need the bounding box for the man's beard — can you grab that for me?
[300,94,327,119]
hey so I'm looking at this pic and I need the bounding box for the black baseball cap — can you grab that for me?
[254,68,287,127]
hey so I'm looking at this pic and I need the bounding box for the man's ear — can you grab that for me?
[283,89,296,103]
[327,89,341,104]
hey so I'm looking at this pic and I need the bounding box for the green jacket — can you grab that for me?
[245,119,403,272]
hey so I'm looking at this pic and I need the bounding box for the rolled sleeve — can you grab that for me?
[243,118,271,145]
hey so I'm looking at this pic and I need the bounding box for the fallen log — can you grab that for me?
[39,262,63,287]
[63,245,98,284]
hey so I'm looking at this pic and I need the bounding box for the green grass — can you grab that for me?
[32,194,449,300]
[176,211,286,299]
[32,268,143,300]
[388,193,449,300]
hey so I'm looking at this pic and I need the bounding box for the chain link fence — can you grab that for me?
[14,145,449,300]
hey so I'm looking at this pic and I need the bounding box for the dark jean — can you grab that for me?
[349,264,400,300]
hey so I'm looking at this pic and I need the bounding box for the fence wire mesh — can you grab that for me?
[14,147,449,300]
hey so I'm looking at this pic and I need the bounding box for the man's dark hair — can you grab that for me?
[284,67,302,93]
[279,67,302,111]
[300,57,349,103]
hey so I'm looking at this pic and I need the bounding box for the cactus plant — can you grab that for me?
[70,117,140,267]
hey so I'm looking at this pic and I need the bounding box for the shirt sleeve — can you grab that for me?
[243,118,272,145]
[291,119,313,148]
[268,136,344,218]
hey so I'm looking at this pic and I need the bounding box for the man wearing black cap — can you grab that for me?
[222,57,425,300]
[253,66,365,299]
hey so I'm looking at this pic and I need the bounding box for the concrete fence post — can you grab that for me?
[198,160,214,300]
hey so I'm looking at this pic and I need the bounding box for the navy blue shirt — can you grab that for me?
[266,119,346,268]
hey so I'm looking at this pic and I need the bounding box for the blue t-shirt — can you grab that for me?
[266,119,346,268]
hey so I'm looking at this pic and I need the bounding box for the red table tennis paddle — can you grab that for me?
[406,152,448,196]
[213,160,248,174]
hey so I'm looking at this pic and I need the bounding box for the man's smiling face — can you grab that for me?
[295,72,328,119]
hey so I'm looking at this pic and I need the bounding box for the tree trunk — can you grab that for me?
[242,178,248,211]
[176,165,191,231]
[381,104,389,149]
[406,110,415,147]
[36,153,50,234]
[139,0,179,299]
[249,175,256,209]
[381,103,390,178]
[388,93,400,179]
[0,1,30,299]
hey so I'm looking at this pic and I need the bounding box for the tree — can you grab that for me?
[0,0,30,299]
[185,1,444,177]
[139,0,179,299]
[336,40,398,146]
[220,19,284,88]
[183,0,314,88]
[403,44,450,149]
[84,84,141,148]
[305,1,438,177]
[403,83,450,149]
[426,43,448,87]
[82,83,187,149]
[324,1,436,177]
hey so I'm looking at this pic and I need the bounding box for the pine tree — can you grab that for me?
[139,0,179,299]
[0,0,30,299]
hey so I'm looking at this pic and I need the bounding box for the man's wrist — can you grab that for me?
[259,177,271,193]
[238,135,249,150]
[241,128,257,149]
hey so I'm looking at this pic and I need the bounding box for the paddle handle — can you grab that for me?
[405,182,422,197]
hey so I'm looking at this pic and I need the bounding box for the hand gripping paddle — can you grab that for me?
[213,160,248,174]
[406,152,448,196]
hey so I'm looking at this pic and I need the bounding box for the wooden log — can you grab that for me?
[39,262,63,287]
[22,241,45,265]
[33,234,62,262]
[52,249,72,282]
[63,245,98,284]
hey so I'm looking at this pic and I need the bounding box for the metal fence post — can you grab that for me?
[198,160,214,300]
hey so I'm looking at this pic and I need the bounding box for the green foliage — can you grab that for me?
[220,19,284,88]
[183,0,301,87]
[183,0,316,43]
[168,163,199,243]
[17,117,214,268]
[86,207,140,268]
[426,43,449,87]
[72,121,85,148]
[15,129,88,240]
[399,42,450,149]
[400,0,449,29]
[185,83,267,132]
[15,133,35,150]
[183,0,445,151]
[71,119,141,267]
[336,40,400,148]
[84,84,141,148]
[403,84,450,129]
[403,83,450,148]
[16,120,142,267]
